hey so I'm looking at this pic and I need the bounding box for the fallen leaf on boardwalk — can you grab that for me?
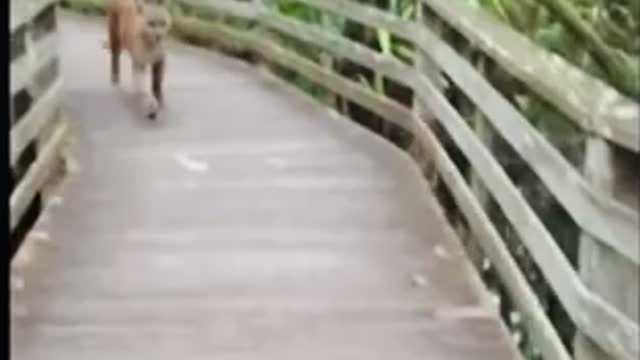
[174,152,209,173]
[12,244,35,268]
[49,195,64,207]
[432,306,495,320]
[410,273,428,287]
[482,258,492,271]
[30,231,51,242]
[65,154,81,174]
[434,245,450,259]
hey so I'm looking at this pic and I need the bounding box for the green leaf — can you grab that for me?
[377,28,392,56]
[394,44,415,62]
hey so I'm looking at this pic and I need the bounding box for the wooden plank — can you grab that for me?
[575,139,639,360]
[260,2,639,266]
[408,1,438,182]
[11,31,58,96]
[10,119,68,232]
[11,80,63,167]
[10,0,58,33]
[419,0,639,152]
[577,275,640,360]
[412,0,445,120]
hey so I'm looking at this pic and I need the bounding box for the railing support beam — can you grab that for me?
[575,139,639,360]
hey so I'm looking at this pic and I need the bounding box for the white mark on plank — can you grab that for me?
[482,258,492,271]
[174,152,209,173]
[49,195,64,207]
[30,230,51,243]
[433,306,494,320]
[64,151,81,174]
[434,245,450,259]
[411,273,428,288]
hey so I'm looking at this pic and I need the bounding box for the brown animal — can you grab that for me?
[106,0,171,118]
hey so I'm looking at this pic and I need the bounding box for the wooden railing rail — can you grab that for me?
[419,0,639,153]
[10,0,69,257]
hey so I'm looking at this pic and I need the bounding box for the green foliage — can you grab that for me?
[477,0,639,97]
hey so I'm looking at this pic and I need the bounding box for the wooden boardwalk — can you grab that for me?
[10,15,519,359]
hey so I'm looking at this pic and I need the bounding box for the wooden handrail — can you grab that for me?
[11,80,63,167]
[420,0,639,153]
[10,0,68,255]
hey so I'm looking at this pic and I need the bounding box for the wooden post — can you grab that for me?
[460,54,492,271]
[251,0,275,73]
[410,0,445,183]
[574,138,639,360]
[319,10,336,108]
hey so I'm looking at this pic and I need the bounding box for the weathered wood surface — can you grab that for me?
[250,7,639,357]
[10,15,520,359]
[575,140,639,360]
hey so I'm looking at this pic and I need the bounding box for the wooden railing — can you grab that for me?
[57,1,640,359]
[10,0,69,257]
